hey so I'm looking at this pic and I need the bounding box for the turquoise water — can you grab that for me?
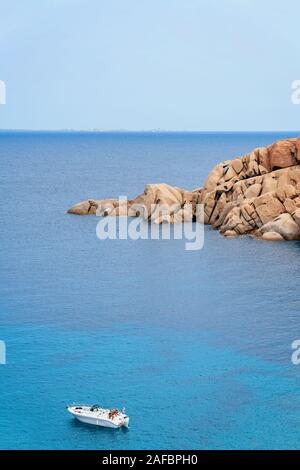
[1,131,300,449]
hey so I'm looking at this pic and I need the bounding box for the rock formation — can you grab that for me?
[68,183,200,224]
[67,136,300,241]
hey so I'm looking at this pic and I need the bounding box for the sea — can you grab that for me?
[1,131,300,449]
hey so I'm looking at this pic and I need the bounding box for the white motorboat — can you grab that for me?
[67,404,129,429]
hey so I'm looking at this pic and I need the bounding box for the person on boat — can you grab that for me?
[109,409,119,419]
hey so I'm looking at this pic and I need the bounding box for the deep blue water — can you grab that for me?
[1,131,300,449]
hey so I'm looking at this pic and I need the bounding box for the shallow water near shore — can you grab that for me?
[1,131,300,449]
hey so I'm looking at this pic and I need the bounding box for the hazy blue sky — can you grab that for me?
[0,0,300,130]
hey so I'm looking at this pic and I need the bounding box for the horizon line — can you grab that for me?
[0,129,299,134]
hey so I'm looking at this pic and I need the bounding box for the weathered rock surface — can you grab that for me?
[68,183,199,224]
[262,231,284,241]
[67,136,300,241]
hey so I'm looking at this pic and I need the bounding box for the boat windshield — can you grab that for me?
[90,404,100,411]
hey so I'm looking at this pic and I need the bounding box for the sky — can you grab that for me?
[0,0,300,131]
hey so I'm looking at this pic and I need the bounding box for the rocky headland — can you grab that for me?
[68,136,300,241]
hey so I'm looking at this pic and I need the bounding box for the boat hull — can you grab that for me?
[75,414,121,428]
[67,406,129,429]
